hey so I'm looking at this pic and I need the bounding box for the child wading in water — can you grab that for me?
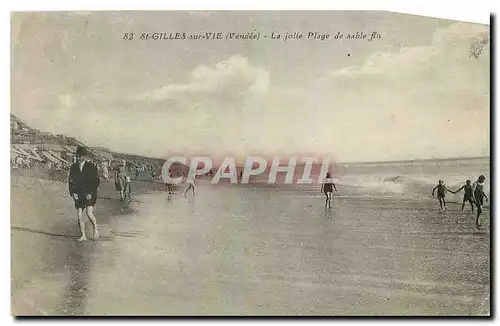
[321,172,337,209]
[184,176,196,197]
[452,180,475,212]
[165,170,174,194]
[432,180,452,211]
[473,175,488,227]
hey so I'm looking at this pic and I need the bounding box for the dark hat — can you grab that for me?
[75,146,89,157]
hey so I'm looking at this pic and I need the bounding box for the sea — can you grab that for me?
[243,157,490,201]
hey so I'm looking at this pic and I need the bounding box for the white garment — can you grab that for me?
[79,160,86,172]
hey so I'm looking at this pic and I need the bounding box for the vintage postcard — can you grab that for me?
[10,11,490,316]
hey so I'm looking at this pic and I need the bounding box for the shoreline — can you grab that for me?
[11,166,489,210]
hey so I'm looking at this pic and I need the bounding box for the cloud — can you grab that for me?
[330,22,489,84]
[61,23,492,161]
[311,22,490,161]
[137,55,270,105]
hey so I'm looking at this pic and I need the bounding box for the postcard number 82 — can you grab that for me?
[123,33,134,40]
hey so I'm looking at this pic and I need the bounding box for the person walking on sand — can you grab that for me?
[473,175,488,227]
[115,159,128,201]
[165,170,174,194]
[68,146,100,241]
[184,175,196,197]
[101,160,109,183]
[452,180,475,212]
[124,175,132,202]
[321,172,337,209]
[432,180,452,211]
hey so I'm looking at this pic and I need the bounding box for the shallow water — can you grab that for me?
[11,180,490,316]
[251,157,491,199]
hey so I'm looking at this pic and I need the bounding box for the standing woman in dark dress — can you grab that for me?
[473,175,488,227]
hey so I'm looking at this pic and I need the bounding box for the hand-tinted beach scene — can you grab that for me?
[11,11,490,316]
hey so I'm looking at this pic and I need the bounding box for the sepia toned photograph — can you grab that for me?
[10,10,490,316]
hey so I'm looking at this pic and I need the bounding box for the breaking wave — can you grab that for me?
[335,173,490,199]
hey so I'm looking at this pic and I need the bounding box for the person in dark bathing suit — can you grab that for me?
[165,170,174,194]
[321,172,337,209]
[452,180,475,212]
[165,182,173,194]
[432,180,452,211]
[473,175,488,227]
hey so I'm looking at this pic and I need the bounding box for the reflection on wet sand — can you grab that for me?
[11,226,74,239]
[57,198,141,315]
[11,175,139,316]
[59,242,95,316]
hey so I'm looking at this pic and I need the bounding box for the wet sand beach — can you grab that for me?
[11,174,490,316]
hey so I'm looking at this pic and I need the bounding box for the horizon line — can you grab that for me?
[108,150,489,165]
[337,155,490,165]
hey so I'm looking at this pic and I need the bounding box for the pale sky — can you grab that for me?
[11,11,490,162]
